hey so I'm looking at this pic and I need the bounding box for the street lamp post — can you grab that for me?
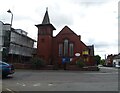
[7,9,13,63]
[7,9,13,27]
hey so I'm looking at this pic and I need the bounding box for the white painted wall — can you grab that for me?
[113,58,120,67]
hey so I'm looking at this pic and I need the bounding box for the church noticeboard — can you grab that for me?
[62,57,70,64]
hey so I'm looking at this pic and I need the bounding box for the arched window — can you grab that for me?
[64,39,68,56]
[58,39,74,57]
[59,43,63,56]
[69,43,74,56]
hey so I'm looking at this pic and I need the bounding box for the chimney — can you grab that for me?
[78,35,81,40]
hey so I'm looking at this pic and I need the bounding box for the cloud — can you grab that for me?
[67,0,113,7]
[95,42,111,48]
[34,1,74,28]
[51,13,73,27]
[86,38,116,48]
[86,38,118,55]
[14,15,31,21]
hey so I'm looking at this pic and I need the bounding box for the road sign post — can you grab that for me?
[62,57,70,70]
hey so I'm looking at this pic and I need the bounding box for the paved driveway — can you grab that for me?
[2,67,119,92]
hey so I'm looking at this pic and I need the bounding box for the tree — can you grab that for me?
[94,55,101,65]
[100,59,105,66]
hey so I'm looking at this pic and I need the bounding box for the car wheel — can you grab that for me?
[2,74,7,78]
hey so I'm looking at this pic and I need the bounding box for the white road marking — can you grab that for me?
[17,82,26,86]
[99,67,118,70]
[33,83,41,86]
[6,88,12,91]
[48,83,53,86]
[22,84,26,86]
[6,88,15,93]
[84,72,118,74]
[84,73,110,74]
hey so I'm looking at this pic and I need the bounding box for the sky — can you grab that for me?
[0,0,119,59]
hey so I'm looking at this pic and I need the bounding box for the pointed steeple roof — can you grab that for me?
[42,8,50,24]
[35,8,56,30]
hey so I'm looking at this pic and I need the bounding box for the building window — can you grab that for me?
[59,44,63,56]
[64,39,68,56]
[82,50,89,55]
[69,43,74,56]
[84,57,89,62]
[119,61,120,66]
[39,28,47,35]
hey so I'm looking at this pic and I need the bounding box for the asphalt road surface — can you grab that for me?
[2,66,119,92]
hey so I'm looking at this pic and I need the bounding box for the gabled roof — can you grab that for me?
[56,26,78,37]
[55,26,88,49]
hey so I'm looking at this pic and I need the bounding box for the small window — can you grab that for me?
[119,61,120,65]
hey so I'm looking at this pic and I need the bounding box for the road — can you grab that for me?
[2,66,119,92]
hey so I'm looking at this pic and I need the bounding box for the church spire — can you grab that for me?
[42,7,50,24]
[35,8,56,30]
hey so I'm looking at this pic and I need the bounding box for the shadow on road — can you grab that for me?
[2,76,13,79]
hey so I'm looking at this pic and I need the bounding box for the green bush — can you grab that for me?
[30,57,46,69]
[76,58,85,68]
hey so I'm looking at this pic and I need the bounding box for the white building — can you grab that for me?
[113,54,120,68]
[0,21,36,63]
[9,29,35,57]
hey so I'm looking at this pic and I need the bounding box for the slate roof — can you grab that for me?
[35,8,56,30]
[42,9,50,24]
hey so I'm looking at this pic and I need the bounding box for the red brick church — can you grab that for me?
[35,9,95,66]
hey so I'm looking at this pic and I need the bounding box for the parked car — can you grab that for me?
[0,61,15,77]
